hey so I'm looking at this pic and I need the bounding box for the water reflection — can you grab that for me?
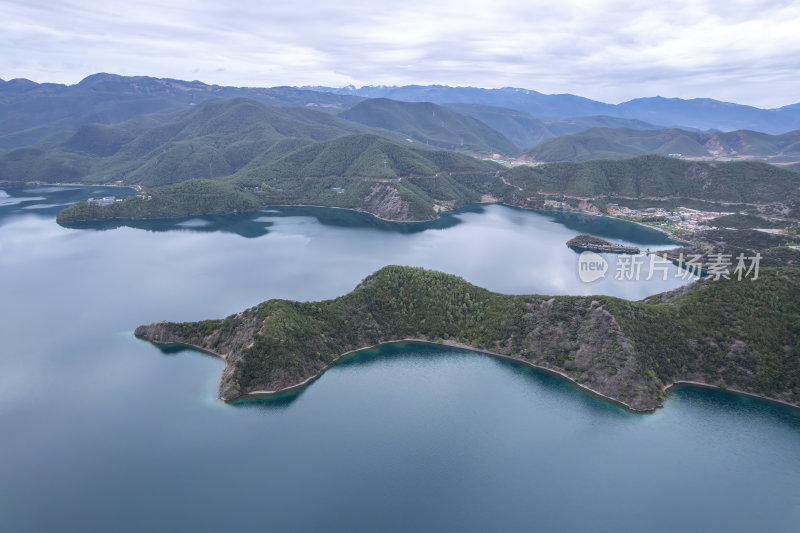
[229,341,642,417]
[0,184,136,223]
[2,185,799,533]
[542,209,675,245]
[231,388,309,411]
[61,213,276,239]
[0,186,694,301]
[55,202,678,244]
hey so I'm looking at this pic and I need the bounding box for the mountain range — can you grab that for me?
[525,127,800,163]
[3,73,800,226]
[0,73,362,149]
[307,85,800,134]
[4,73,800,156]
[0,97,501,188]
[339,98,519,155]
[442,103,664,149]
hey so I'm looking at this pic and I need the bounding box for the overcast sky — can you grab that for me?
[2,0,799,107]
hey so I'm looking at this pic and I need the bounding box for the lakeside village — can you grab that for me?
[87,193,152,206]
[606,204,731,232]
[538,195,748,235]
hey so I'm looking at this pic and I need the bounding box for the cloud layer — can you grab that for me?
[2,0,799,107]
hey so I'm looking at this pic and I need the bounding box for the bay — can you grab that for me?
[1,186,797,533]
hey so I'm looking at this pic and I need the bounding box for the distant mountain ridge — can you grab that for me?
[339,99,519,155]
[306,85,800,134]
[5,73,800,155]
[0,73,364,149]
[308,85,611,119]
[442,103,663,149]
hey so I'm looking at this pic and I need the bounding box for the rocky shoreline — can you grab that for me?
[134,328,800,414]
[135,265,800,414]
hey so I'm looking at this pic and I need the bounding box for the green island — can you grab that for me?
[566,234,640,254]
[135,265,800,412]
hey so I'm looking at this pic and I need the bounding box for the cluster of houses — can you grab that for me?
[86,196,121,207]
[607,204,732,231]
[87,194,152,206]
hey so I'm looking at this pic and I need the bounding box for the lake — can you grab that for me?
[1,185,798,532]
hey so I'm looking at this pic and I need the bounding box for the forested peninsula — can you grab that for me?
[136,265,800,412]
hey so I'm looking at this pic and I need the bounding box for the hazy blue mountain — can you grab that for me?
[308,84,614,119]
[0,73,364,149]
[6,73,799,153]
[307,85,800,134]
[613,97,800,134]
[440,104,553,148]
[543,115,664,136]
[443,103,663,148]
[339,99,519,155]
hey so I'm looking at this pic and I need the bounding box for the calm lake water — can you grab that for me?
[1,185,798,532]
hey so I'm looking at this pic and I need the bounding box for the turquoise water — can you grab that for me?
[1,186,798,532]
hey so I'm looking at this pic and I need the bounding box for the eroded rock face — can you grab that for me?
[363,184,411,221]
[135,305,661,411]
[134,322,187,346]
[525,300,656,410]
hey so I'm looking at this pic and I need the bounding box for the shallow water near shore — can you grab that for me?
[1,185,798,533]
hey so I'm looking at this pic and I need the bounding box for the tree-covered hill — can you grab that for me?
[230,134,501,222]
[502,155,800,203]
[0,97,506,189]
[525,127,800,162]
[234,133,499,184]
[441,103,555,148]
[339,98,520,155]
[56,179,262,223]
[135,265,800,412]
[5,94,799,225]
[52,132,502,223]
[0,98,384,187]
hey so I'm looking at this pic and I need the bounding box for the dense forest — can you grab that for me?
[525,127,800,162]
[503,155,800,203]
[136,265,800,412]
[56,180,262,222]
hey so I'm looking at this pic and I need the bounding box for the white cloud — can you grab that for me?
[1,0,799,107]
